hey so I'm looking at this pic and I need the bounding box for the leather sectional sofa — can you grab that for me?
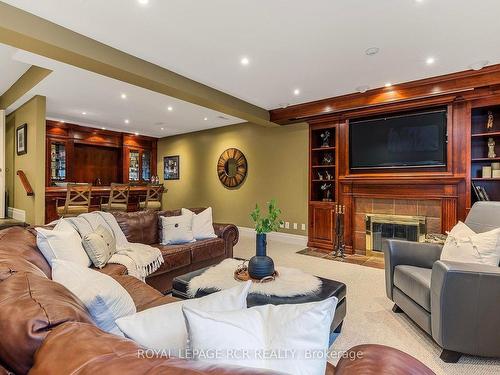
[0,212,435,374]
[112,208,238,293]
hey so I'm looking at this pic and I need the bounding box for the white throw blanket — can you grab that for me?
[188,258,322,298]
[66,212,163,281]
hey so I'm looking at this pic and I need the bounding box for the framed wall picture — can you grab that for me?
[164,155,180,180]
[16,123,27,155]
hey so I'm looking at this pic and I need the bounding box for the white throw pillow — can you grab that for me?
[160,213,195,245]
[52,259,136,335]
[441,221,500,266]
[182,207,217,240]
[183,297,337,375]
[115,281,251,354]
[36,219,91,267]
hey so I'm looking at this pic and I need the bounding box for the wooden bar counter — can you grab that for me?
[45,185,152,224]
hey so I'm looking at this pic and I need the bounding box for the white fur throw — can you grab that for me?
[188,258,322,298]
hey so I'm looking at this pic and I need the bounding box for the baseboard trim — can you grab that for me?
[237,226,308,246]
[8,207,26,222]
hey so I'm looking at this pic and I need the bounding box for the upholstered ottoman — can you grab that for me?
[172,264,347,336]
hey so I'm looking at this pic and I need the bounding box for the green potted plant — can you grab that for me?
[248,199,283,279]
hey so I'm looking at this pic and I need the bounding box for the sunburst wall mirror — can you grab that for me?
[217,148,248,188]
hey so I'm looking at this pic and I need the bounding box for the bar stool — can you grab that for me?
[100,183,130,212]
[56,183,92,218]
[139,184,164,211]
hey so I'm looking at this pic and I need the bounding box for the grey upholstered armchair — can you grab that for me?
[384,201,500,363]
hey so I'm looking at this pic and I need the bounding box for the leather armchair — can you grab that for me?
[384,201,500,363]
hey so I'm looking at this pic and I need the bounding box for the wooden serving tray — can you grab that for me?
[234,268,279,283]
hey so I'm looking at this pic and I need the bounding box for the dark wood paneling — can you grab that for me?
[73,144,121,185]
[46,120,158,186]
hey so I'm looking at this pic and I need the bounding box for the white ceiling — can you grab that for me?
[3,48,243,137]
[4,0,500,110]
[0,44,30,96]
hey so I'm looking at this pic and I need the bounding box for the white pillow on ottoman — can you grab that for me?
[182,207,217,240]
[160,213,195,245]
[182,297,337,375]
[115,281,251,354]
[36,219,91,267]
[52,259,136,335]
[441,221,500,266]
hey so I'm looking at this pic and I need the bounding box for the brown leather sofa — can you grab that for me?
[111,208,238,293]
[0,225,435,375]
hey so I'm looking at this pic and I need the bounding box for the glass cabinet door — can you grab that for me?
[141,150,151,182]
[128,150,140,182]
[50,142,66,182]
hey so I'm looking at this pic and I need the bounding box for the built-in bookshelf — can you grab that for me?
[471,104,500,203]
[308,122,338,250]
[309,125,337,202]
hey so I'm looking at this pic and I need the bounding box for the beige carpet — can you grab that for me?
[234,233,500,375]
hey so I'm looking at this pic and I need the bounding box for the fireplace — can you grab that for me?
[365,214,427,255]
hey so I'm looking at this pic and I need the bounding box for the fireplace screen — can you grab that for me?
[365,214,426,253]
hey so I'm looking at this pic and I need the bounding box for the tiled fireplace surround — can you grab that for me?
[353,198,442,255]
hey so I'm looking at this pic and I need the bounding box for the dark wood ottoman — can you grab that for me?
[172,264,347,339]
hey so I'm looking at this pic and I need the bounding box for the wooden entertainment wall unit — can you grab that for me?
[271,64,500,254]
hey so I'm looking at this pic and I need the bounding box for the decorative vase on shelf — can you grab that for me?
[248,233,275,279]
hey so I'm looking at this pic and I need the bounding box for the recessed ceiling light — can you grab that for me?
[203,117,208,121]
[240,57,250,66]
[124,119,130,124]
[365,47,380,56]
[160,127,164,130]
[82,111,87,115]
[356,85,370,93]
[120,93,127,99]
[101,127,106,130]
[293,88,300,96]
[426,57,435,65]
[167,106,173,111]
[134,132,139,136]
[469,60,489,71]
[60,120,65,124]
[137,0,149,5]
[384,82,392,88]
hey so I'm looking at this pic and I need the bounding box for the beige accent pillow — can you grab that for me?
[82,225,116,268]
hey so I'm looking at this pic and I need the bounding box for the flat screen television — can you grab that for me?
[349,108,447,169]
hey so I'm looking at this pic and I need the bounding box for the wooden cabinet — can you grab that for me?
[123,134,157,184]
[46,138,70,186]
[308,202,336,249]
[124,148,153,183]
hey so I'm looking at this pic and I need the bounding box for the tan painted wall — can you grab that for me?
[5,96,46,225]
[157,122,308,234]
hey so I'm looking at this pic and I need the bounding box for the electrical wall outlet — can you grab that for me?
[285,221,290,229]
[301,223,306,231]
[293,223,298,230]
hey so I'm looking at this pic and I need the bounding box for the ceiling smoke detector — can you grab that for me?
[365,47,380,56]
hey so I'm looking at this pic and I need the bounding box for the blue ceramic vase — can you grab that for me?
[248,233,275,279]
